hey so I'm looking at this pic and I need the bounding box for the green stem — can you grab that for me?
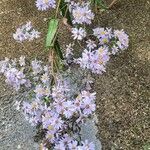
[55,0,62,18]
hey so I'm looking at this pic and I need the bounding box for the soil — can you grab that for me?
[94,0,150,149]
[0,0,150,150]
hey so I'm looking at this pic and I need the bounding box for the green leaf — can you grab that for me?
[59,0,72,25]
[46,19,59,48]
[54,40,64,60]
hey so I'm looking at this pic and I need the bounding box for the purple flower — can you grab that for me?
[76,47,110,74]
[22,101,31,114]
[45,130,55,143]
[80,140,95,150]
[4,68,27,91]
[41,73,50,84]
[86,39,97,50]
[68,140,79,150]
[93,27,112,45]
[112,45,119,55]
[72,3,94,24]
[82,98,96,115]
[54,142,66,150]
[13,22,40,42]
[34,84,45,98]
[72,27,86,40]
[31,59,42,75]
[63,101,76,118]
[58,134,73,146]
[65,43,74,58]
[36,0,56,11]
[114,29,129,50]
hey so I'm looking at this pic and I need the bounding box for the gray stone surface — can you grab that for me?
[0,79,39,150]
[81,117,102,150]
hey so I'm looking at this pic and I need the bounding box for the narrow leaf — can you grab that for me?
[54,40,64,60]
[46,19,59,48]
[59,0,72,25]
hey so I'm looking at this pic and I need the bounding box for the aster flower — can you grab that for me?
[29,116,40,126]
[52,116,64,130]
[93,27,107,38]
[43,87,51,97]
[75,49,93,69]
[29,29,40,41]
[4,67,26,91]
[93,27,112,45]
[13,22,40,42]
[53,99,66,114]
[72,3,94,24]
[52,86,66,101]
[46,130,55,143]
[82,98,96,115]
[42,111,53,128]
[68,140,79,150]
[111,45,119,55]
[114,29,129,50]
[74,98,82,111]
[80,140,95,150]
[63,101,76,118]
[71,27,86,40]
[65,43,74,58]
[41,73,50,84]
[30,99,42,111]
[54,142,66,150]
[86,39,97,50]
[22,101,32,114]
[22,98,43,126]
[31,59,42,75]
[76,47,110,74]
[59,134,73,146]
[35,0,56,11]
[34,84,45,98]
[81,91,96,101]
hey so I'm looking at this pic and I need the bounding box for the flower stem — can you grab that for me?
[108,0,118,9]
[55,0,62,18]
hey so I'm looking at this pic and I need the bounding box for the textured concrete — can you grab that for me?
[0,85,39,150]
[81,117,102,150]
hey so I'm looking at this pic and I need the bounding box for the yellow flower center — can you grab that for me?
[76,94,81,100]
[42,74,48,81]
[31,102,38,109]
[47,134,53,139]
[101,31,106,35]
[48,125,54,130]
[98,48,104,54]
[74,12,82,19]
[37,88,44,94]
[44,88,50,95]
[103,38,108,43]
